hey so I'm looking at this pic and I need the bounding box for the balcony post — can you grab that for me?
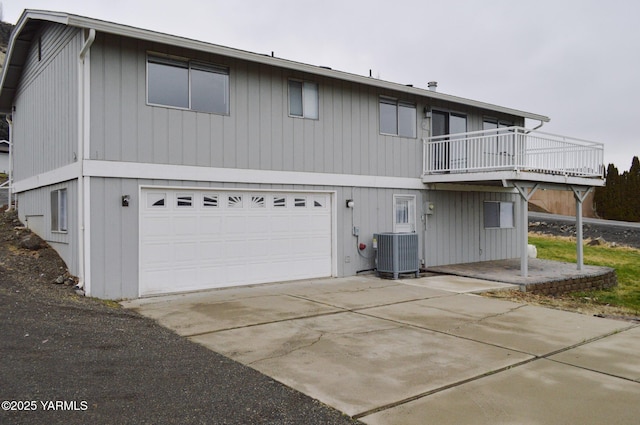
[513,183,540,278]
[571,186,592,271]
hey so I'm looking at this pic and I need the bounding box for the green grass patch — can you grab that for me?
[529,235,640,313]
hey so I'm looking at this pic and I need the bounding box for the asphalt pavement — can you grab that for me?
[0,276,361,425]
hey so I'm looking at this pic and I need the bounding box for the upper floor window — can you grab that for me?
[288,80,318,119]
[380,98,416,138]
[147,54,229,114]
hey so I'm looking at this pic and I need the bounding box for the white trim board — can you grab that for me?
[84,160,427,190]
[12,163,81,193]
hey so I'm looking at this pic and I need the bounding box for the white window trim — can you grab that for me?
[146,52,230,114]
[51,188,68,233]
[393,194,417,233]
[484,201,514,229]
[288,79,319,120]
[379,97,417,138]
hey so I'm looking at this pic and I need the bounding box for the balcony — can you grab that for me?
[422,127,605,187]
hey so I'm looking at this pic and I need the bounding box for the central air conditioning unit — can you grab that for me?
[374,233,420,279]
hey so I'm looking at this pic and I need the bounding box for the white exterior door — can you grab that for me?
[393,194,416,233]
[139,188,333,296]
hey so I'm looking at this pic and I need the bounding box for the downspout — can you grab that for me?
[77,28,95,293]
[529,119,545,132]
[5,115,12,211]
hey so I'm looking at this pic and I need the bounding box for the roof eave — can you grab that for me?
[1,9,551,122]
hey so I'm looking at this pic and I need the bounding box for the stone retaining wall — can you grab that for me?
[522,269,617,295]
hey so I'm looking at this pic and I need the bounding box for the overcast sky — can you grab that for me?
[4,0,639,170]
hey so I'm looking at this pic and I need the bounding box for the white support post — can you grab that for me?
[571,186,592,271]
[521,195,528,277]
[513,182,540,278]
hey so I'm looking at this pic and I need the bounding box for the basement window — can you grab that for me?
[51,189,68,232]
[484,201,514,229]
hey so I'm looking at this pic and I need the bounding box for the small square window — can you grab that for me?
[251,196,265,208]
[176,194,193,207]
[203,195,218,207]
[289,80,318,119]
[228,195,243,208]
[294,197,306,207]
[274,197,286,208]
[484,201,514,228]
[147,193,166,208]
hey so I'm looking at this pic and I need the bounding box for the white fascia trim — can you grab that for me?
[12,162,81,193]
[84,160,426,190]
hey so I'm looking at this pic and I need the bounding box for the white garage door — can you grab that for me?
[139,189,333,296]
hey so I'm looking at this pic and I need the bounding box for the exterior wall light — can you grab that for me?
[346,199,355,208]
[122,195,130,207]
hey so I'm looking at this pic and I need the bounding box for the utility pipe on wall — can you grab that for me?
[77,28,95,292]
[5,115,13,211]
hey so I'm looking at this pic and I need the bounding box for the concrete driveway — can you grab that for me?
[123,275,640,424]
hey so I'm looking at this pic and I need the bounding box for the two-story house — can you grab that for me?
[0,10,605,299]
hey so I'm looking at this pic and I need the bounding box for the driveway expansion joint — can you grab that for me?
[247,333,325,366]
[352,356,537,420]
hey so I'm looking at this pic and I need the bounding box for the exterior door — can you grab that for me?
[393,194,416,233]
[432,110,468,171]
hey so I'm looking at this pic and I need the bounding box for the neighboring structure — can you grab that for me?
[530,189,596,218]
[0,10,606,299]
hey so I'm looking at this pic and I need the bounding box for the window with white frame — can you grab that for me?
[393,194,416,233]
[484,201,514,228]
[380,98,416,138]
[147,54,229,114]
[288,80,319,119]
[51,188,68,232]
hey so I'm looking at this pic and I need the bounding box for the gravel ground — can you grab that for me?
[529,217,640,249]
[0,211,360,425]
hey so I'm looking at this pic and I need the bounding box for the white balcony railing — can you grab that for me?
[423,127,604,178]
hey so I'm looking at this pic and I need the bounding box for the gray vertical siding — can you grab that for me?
[424,190,521,266]
[89,34,432,178]
[16,180,79,275]
[87,177,425,299]
[12,23,80,180]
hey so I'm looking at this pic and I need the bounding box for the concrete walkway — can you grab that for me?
[123,275,640,424]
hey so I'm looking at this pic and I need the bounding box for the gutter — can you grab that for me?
[76,28,95,293]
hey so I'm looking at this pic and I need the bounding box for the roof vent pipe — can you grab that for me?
[427,81,438,92]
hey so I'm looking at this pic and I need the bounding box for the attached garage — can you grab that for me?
[139,188,334,296]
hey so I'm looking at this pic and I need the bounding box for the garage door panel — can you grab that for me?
[173,216,200,236]
[199,240,225,257]
[141,217,172,237]
[140,189,333,296]
[199,216,223,233]
[173,241,199,262]
[141,242,173,265]
[225,215,246,230]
